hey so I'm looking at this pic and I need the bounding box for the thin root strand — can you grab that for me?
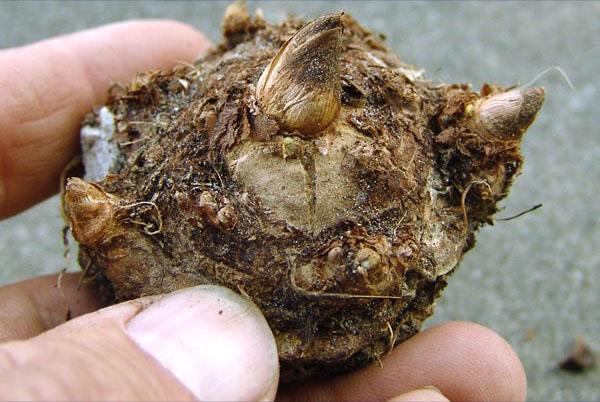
[497,203,543,221]
[120,201,163,235]
[523,66,575,91]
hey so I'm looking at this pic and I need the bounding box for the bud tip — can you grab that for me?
[477,86,545,140]
[256,12,344,136]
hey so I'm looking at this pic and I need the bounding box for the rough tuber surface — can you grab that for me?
[63,4,544,382]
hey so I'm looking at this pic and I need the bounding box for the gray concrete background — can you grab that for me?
[0,1,598,400]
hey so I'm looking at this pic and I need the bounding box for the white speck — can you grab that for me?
[178,79,190,90]
[81,107,118,182]
[231,154,249,171]
[365,52,387,68]
[396,66,425,83]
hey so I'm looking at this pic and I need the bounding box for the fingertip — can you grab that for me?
[426,321,527,401]
[280,320,527,402]
[125,285,279,401]
[71,19,213,90]
[36,284,279,400]
[107,19,212,61]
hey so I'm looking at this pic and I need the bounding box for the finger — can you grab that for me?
[279,321,526,402]
[0,272,103,342]
[0,285,279,401]
[388,386,449,402]
[0,20,211,219]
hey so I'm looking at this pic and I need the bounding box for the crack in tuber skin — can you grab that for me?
[63,5,544,382]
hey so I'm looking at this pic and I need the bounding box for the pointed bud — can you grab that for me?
[477,87,545,140]
[254,8,266,30]
[64,178,121,246]
[222,0,251,47]
[256,12,343,136]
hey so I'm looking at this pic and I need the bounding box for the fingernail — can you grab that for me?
[388,386,448,402]
[423,385,443,393]
[126,285,279,401]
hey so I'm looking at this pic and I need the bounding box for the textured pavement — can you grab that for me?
[1,1,598,400]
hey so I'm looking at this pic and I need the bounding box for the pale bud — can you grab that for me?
[256,12,343,136]
[355,248,380,271]
[477,87,545,140]
[64,178,121,246]
[216,204,238,229]
[222,0,251,47]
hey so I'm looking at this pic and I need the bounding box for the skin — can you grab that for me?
[0,21,526,401]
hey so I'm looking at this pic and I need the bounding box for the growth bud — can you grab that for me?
[222,0,252,47]
[64,178,121,246]
[476,87,545,140]
[256,12,343,136]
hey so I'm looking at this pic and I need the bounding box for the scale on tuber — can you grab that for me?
[63,2,545,382]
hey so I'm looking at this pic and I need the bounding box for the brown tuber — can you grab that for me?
[63,5,545,382]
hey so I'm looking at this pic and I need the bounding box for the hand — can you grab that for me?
[0,21,526,401]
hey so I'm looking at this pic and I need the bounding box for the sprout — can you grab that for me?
[256,13,343,136]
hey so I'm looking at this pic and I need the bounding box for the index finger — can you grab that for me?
[0,20,211,219]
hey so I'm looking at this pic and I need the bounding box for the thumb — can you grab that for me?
[0,285,279,401]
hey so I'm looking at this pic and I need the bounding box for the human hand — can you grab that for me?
[0,21,526,401]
